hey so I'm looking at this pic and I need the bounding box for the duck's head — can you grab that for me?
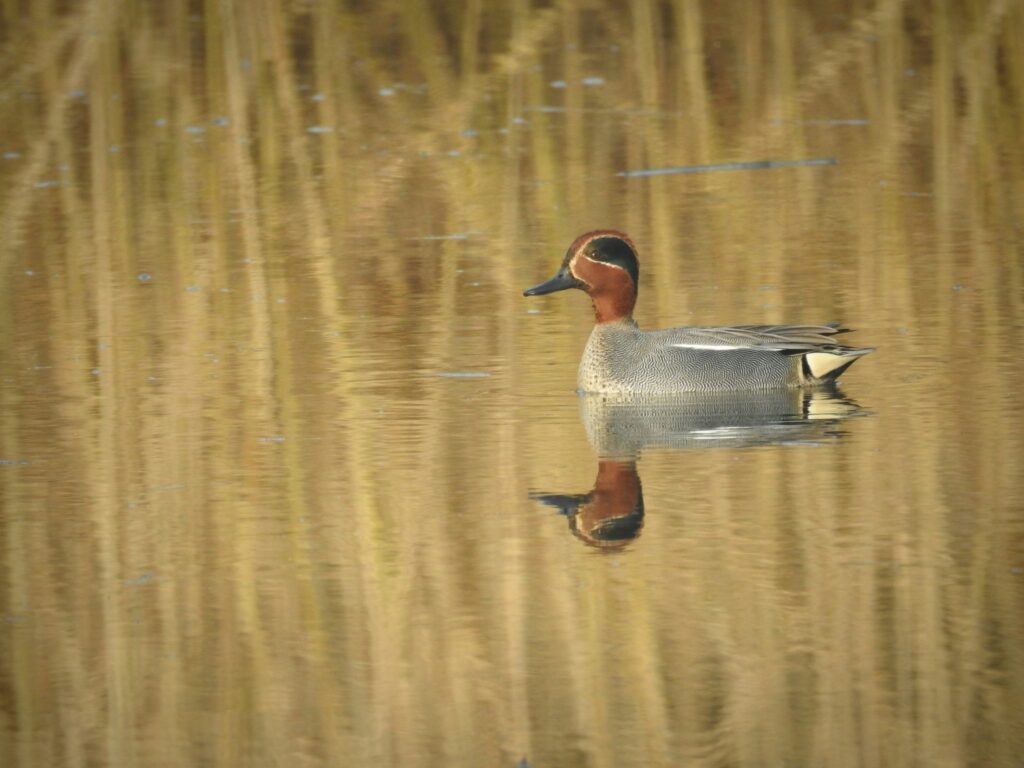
[523,230,639,323]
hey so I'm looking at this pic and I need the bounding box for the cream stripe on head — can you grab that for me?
[581,253,628,271]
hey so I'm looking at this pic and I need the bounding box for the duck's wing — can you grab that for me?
[660,324,871,354]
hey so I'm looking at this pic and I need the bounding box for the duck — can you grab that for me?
[523,230,873,393]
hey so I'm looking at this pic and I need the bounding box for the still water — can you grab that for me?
[1,1,1023,766]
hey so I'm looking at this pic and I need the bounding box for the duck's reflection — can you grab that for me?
[532,460,645,550]
[531,387,865,548]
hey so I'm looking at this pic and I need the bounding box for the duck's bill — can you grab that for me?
[523,269,581,296]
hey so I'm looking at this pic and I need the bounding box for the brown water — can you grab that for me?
[2,1,1023,766]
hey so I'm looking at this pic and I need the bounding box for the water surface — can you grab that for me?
[1,1,1022,766]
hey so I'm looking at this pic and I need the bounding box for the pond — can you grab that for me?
[1,1,1022,766]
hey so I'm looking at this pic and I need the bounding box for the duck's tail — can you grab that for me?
[800,346,875,384]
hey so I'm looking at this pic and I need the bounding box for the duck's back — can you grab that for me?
[578,320,872,393]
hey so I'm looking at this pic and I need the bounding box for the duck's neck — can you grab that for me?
[593,460,640,503]
[579,460,641,529]
[590,283,637,324]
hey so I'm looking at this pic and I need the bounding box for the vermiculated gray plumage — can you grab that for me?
[578,320,873,393]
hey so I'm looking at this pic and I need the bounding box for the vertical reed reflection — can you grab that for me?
[1,1,1022,766]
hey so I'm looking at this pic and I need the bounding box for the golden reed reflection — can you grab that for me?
[0,1,1022,766]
